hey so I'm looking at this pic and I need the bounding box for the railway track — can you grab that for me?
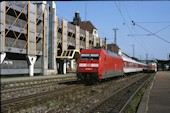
[1,76,77,101]
[1,83,83,113]
[1,73,152,113]
[85,73,154,113]
[1,76,77,91]
[51,73,149,112]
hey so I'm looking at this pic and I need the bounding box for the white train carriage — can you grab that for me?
[121,55,147,74]
[147,62,157,72]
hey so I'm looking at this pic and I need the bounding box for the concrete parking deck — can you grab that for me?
[137,71,170,113]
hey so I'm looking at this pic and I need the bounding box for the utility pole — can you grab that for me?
[139,55,142,60]
[146,53,148,64]
[168,53,170,60]
[105,37,107,50]
[130,44,135,58]
[112,28,118,45]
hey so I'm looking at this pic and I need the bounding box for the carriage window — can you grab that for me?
[80,54,99,60]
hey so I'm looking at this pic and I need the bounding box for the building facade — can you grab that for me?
[0,1,106,76]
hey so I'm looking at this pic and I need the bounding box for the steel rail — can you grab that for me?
[119,73,154,113]
[85,74,149,112]
[1,76,77,90]
[1,84,83,112]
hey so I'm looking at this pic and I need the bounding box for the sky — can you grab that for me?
[55,1,170,60]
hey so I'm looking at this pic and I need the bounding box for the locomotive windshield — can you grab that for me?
[80,54,99,60]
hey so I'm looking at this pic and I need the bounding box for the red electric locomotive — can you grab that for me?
[77,48,124,83]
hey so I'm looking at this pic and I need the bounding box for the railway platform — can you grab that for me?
[137,71,170,113]
[1,73,77,83]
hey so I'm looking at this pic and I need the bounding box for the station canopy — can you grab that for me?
[56,49,80,59]
[157,59,170,63]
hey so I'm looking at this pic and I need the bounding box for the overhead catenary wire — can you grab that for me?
[122,2,133,22]
[154,25,170,34]
[114,1,148,54]
[132,21,170,44]
[127,34,153,37]
[134,21,170,24]
[123,2,150,52]
[122,2,151,56]
[127,25,170,37]
[122,2,151,59]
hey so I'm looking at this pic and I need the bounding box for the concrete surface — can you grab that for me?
[1,73,76,83]
[137,71,170,113]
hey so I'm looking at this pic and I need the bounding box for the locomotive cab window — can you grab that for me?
[91,54,99,60]
[80,54,90,60]
[80,54,99,60]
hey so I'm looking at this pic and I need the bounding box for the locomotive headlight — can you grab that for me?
[93,67,98,71]
[79,68,83,71]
